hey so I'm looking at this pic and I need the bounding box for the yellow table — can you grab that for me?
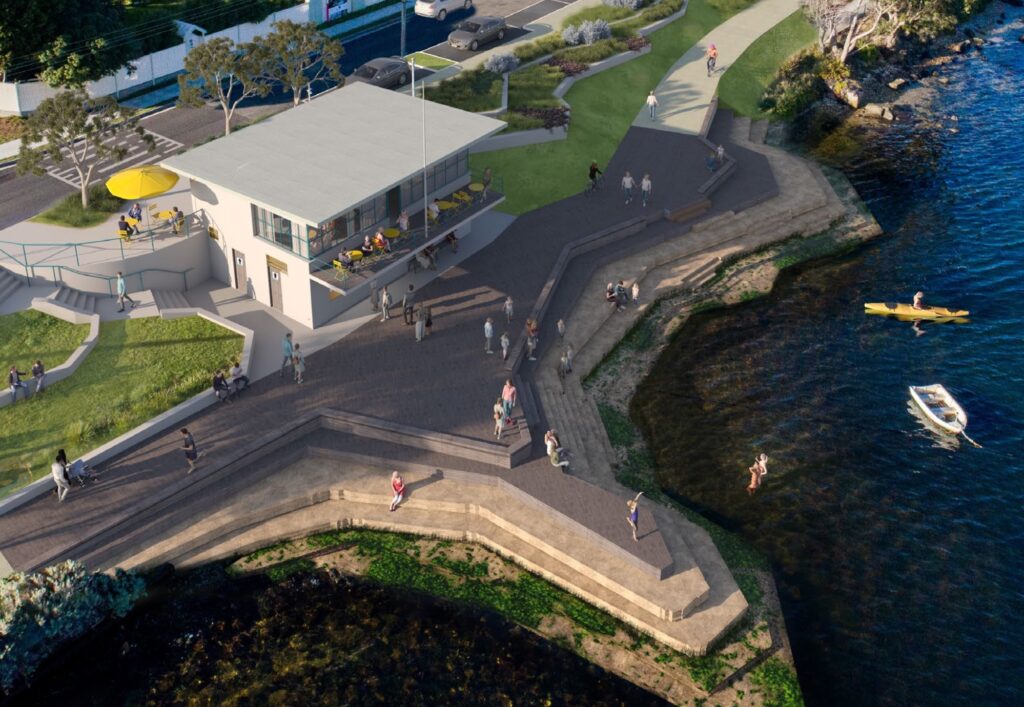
[383,228,400,239]
[437,200,456,210]
[125,217,140,229]
[348,250,364,261]
[157,210,175,220]
[469,183,484,193]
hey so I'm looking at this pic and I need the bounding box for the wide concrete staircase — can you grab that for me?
[151,289,190,313]
[47,285,98,314]
[0,267,22,307]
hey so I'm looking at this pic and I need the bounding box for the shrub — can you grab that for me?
[546,56,590,77]
[503,112,545,131]
[513,33,566,62]
[426,68,503,112]
[557,37,628,63]
[627,35,651,51]
[640,0,684,22]
[760,50,827,119]
[0,561,145,693]
[603,0,644,8]
[484,53,521,75]
[562,19,612,46]
[511,106,570,130]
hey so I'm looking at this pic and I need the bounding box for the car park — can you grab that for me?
[414,0,473,21]
[447,16,507,51]
[348,57,411,89]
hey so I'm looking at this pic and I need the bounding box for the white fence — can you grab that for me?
[0,3,310,116]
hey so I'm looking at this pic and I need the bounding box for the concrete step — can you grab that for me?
[731,115,752,142]
[0,267,22,305]
[749,119,769,145]
[667,198,711,223]
[49,285,96,314]
[151,289,191,313]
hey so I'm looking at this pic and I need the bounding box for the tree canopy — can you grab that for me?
[255,20,345,106]
[179,37,271,136]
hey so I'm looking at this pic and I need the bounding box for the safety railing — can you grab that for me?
[21,264,195,296]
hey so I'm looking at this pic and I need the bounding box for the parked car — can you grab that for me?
[348,57,411,89]
[414,0,472,22]
[448,16,507,51]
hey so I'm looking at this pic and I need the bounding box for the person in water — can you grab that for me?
[912,291,925,310]
[746,454,768,496]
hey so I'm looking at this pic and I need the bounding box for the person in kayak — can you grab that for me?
[912,291,925,310]
[746,454,768,496]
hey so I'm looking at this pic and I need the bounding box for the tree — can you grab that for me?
[254,20,345,106]
[179,37,271,136]
[17,89,154,208]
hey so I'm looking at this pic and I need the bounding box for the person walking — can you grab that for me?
[500,331,510,362]
[181,427,204,474]
[280,332,294,378]
[116,271,136,312]
[631,281,640,305]
[292,344,306,383]
[31,360,45,394]
[503,296,514,323]
[51,455,70,503]
[403,285,416,325]
[8,366,27,404]
[706,43,718,77]
[380,285,393,321]
[626,491,643,542]
[424,306,433,337]
[501,379,517,421]
[484,317,495,354]
[646,90,658,119]
[526,319,539,361]
[415,307,426,342]
[565,343,574,373]
[559,351,570,378]
[641,173,652,207]
[493,397,505,439]
[557,318,566,339]
[622,171,635,205]
[389,470,406,512]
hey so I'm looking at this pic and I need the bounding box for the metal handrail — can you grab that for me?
[25,264,195,296]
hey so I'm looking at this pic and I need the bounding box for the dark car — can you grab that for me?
[348,57,411,89]
[447,16,507,51]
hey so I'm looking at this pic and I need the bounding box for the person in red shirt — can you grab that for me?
[389,470,406,512]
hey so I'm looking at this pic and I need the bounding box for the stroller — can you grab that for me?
[66,459,97,487]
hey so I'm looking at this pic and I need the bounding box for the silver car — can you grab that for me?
[448,17,507,52]
[348,57,411,89]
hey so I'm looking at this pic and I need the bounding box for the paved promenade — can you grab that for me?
[634,0,800,134]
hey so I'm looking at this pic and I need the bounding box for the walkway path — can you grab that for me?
[634,0,800,134]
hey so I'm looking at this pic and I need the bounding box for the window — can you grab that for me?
[251,204,304,255]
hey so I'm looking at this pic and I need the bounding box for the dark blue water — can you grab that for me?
[632,19,1024,707]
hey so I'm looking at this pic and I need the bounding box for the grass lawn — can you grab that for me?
[0,316,243,499]
[471,0,753,215]
[717,9,817,119]
[0,311,90,378]
[30,184,125,229]
[406,52,454,70]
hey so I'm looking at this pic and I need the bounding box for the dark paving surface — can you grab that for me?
[0,118,776,574]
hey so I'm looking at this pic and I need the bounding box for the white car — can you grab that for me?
[414,0,472,21]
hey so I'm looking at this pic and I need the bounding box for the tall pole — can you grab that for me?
[400,0,407,58]
[420,59,429,243]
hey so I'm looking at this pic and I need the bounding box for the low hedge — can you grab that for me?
[641,0,684,22]
[556,37,629,64]
[503,111,546,131]
[513,33,566,62]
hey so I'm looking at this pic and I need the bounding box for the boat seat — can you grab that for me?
[933,407,957,419]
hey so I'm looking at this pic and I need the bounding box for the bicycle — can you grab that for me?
[585,173,605,195]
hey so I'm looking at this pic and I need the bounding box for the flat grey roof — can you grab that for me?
[161,82,506,225]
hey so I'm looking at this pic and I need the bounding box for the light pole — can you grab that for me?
[412,59,428,243]
[400,0,407,58]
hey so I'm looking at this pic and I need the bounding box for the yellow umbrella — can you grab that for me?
[105,165,179,200]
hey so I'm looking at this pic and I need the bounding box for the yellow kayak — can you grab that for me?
[864,302,969,319]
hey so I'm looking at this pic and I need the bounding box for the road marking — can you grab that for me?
[42,129,183,188]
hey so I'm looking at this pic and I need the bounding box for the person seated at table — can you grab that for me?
[212,369,232,402]
[337,250,354,270]
[128,202,143,221]
[373,230,391,253]
[117,215,133,239]
[428,199,441,223]
[397,210,410,232]
[168,206,185,234]
[446,231,459,253]
[230,360,250,392]
[360,235,375,257]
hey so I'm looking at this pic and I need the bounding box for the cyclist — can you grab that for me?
[588,161,603,192]
[706,43,718,77]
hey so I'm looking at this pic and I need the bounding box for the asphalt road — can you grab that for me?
[0,0,580,232]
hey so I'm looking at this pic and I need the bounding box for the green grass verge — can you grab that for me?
[406,52,455,70]
[507,64,565,109]
[0,316,243,499]
[750,657,805,706]
[30,184,125,229]
[471,0,753,214]
[0,311,89,378]
[716,9,817,120]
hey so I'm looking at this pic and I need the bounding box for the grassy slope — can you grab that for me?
[716,9,817,119]
[0,311,89,376]
[470,0,741,215]
[0,316,242,498]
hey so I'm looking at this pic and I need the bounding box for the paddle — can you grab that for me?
[960,430,982,448]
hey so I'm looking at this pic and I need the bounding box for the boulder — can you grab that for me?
[862,103,886,118]
[950,41,968,54]
[888,78,908,90]
[971,37,985,48]
[881,107,894,121]
[938,76,950,85]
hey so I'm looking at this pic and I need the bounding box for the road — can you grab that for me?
[0,0,580,232]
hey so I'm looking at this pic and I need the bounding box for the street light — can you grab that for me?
[411,59,428,243]
[400,0,408,58]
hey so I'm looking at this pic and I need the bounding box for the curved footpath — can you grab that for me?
[0,0,853,660]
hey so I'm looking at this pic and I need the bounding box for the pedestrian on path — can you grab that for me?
[380,285,392,321]
[500,331,510,361]
[646,90,658,119]
[403,285,416,325]
[493,397,505,439]
[415,307,426,342]
[31,360,45,394]
[526,332,537,361]
[626,491,643,542]
[389,470,406,512]
[8,366,27,404]
[706,43,718,77]
[565,343,574,373]
[293,344,306,383]
[116,272,136,312]
[181,427,204,474]
[622,171,635,205]
[526,319,539,361]
[503,295,514,323]
[51,456,70,502]
[424,306,433,337]
[641,173,652,207]
[632,281,640,305]
[484,318,495,354]
[280,333,293,378]
[501,379,517,421]
[559,351,570,378]
[557,318,566,339]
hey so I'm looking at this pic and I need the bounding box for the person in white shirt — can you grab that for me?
[230,361,250,392]
[622,171,635,205]
[51,457,70,502]
[428,200,441,222]
[640,173,652,207]
[646,90,658,119]
[484,317,495,354]
[631,281,640,305]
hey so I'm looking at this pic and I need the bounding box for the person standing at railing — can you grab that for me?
[116,272,136,312]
